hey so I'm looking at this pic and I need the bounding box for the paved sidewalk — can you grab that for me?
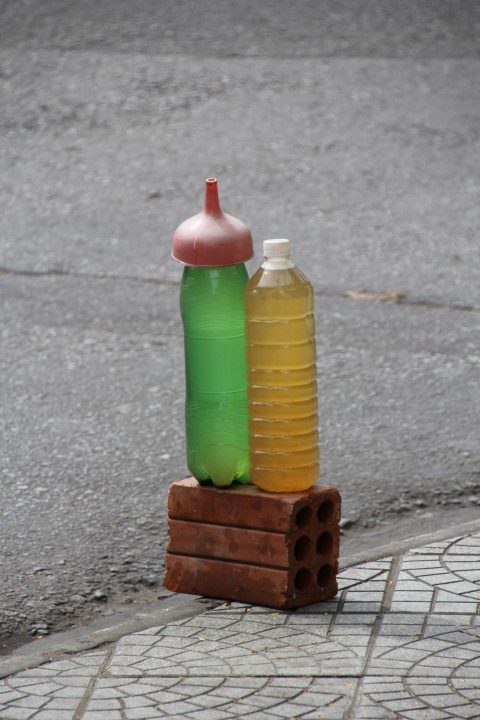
[1,531,480,720]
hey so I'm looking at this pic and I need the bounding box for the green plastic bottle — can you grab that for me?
[172,179,253,487]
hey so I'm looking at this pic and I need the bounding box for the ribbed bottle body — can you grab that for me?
[181,264,250,487]
[245,265,319,492]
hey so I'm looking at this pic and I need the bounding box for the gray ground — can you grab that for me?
[1,0,479,650]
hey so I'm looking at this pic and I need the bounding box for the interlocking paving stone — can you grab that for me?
[365,633,480,717]
[3,531,480,718]
[390,600,433,613]
[80,675,357,719]
[107,611,372,679]
[0,652,108,720]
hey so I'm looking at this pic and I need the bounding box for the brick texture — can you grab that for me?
[164,478,341,610]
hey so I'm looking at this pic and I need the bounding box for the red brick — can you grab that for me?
[168,518,339,569]
[165,554,338,610]
[168,477,340,532]
[164,478,341,610]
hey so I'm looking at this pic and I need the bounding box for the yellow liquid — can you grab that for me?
[245,264,319,492]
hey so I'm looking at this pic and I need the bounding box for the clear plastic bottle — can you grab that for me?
[245,239,319,492]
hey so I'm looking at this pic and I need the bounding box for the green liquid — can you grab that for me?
[180,264,250,487]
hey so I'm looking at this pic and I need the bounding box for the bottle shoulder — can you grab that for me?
[182,263,248,282]
[181,263,248,294]
[246,265,312,293]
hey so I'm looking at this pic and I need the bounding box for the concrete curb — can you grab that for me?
[340,516,480,568]
[0,594,221,679]
[2,516,480,679]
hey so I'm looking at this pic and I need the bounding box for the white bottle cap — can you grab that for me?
[263,238,291,258]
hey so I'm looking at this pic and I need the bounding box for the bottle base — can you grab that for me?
[187,448,250,488]
[197,476,252,488]
[253,480,317,493]
[250,463,319,493]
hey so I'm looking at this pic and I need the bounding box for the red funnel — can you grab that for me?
[172,178,253,266]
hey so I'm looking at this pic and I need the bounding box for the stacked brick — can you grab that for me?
[165,478,340,609]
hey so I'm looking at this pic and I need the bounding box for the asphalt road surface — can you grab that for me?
[1,0,479,650]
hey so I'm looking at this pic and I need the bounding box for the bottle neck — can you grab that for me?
[261,256,294,271]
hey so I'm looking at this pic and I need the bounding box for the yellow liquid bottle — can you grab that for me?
[245,239,319,492]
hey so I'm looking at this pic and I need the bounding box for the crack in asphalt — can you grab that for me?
[0,265,477,313]
[0,265,178,287]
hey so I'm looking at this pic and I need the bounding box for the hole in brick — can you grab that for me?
[294,535,310,561]
[316,531,333,555]
[317,564,333,588]
[294,568,311,591]
[295,506,312,528]
[317,499,334,523]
